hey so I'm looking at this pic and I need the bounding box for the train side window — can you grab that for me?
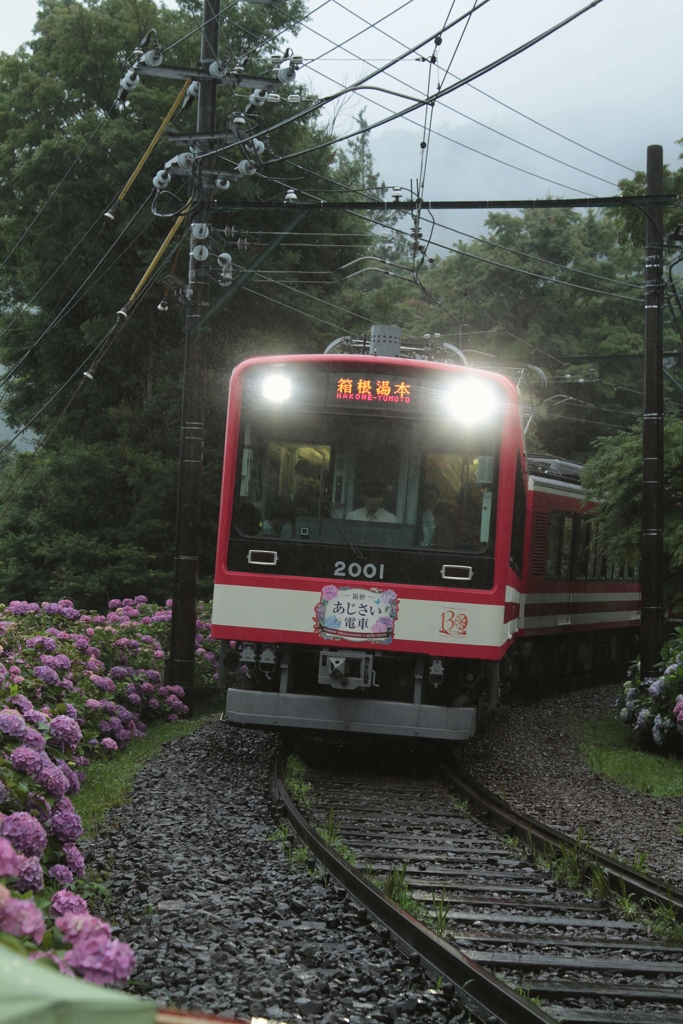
[509,453,526,576]
[559,515,574,580]
[576,517,591,580]
[545,511,562,579]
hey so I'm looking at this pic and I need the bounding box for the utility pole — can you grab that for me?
[640,144,665,678]
[167,0,221,711]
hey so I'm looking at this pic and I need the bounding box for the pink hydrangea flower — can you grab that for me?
[55,911,109,945]
[100,737,118,752]
[0,886,45,943]
[50,889,88,918]
[64,929,136,985]
[0,837,22,877]
[14,855,44,893]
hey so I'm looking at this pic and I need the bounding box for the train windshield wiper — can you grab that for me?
[326,505,364,561]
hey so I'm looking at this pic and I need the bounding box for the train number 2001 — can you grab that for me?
[333,561,385,580]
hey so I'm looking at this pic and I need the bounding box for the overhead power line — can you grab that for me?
[328,0,633,176]
[241,0,609,171]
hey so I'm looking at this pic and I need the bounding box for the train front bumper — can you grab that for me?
[225,688,477,740]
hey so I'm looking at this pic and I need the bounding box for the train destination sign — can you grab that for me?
[329,373,416,410]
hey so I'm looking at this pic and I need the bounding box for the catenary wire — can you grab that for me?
[232,0,610,193]
[0,101,117,274]
[329,0,627,182]
[0,240,181,463]
[0,192,156,393]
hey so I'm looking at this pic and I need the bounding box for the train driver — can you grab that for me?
[420,483,440,546]
[347,480,397,523]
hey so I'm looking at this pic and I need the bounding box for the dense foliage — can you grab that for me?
[0,0,376,606]
[0,592,218,976]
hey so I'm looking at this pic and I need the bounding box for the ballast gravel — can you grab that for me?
[83,722,465,1023]
[458,683,683,888]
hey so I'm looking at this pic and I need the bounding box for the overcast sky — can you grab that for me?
[1,0,681,244]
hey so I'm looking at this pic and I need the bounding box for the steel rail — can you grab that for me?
[442,761,683,917]
[274,750,556,1024]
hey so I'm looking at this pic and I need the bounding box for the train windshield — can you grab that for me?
[232,372,501,555]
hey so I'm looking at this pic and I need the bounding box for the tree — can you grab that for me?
[0,0,376,605]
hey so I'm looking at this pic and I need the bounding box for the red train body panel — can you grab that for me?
[211,351,638,740]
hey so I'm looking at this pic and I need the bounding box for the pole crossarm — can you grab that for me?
[136,64,280,91]
[215,195,678,212]
[191,209,308,333]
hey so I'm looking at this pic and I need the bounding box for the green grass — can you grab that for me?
[284,754,314,810]
[568,713,683,798]
[73,713,216,837]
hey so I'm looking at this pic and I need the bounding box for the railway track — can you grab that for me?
[274,747,683,1024]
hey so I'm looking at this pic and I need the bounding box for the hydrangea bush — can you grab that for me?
[0,595,219,983]
[619,626,683,751]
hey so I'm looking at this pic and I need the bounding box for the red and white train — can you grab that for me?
[211,330,639,740]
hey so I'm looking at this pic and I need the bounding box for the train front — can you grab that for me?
[211,353,524,740]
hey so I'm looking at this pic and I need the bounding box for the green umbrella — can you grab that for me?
[0,943,156,1024]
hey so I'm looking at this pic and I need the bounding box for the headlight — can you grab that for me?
[262,374,291,402]
[446,379,497,423]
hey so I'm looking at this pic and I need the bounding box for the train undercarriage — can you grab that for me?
[219,627,637,741]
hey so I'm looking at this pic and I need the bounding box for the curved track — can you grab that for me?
[274,750,683,1024]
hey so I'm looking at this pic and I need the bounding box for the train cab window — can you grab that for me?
[231,383,501,556]
[509,453,526,576]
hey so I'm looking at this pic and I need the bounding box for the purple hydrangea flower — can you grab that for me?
[648,678,665,699]
[22,726,46,751]
[50,889,88,918]
[49,715,82,748]
[24,709,48,727]
[109,666,131,680]
[108,600,121,610]
[63,924,136,985]
[100,737,118,752]
[0,891,45,943]
[1,812,47,857]
[0,837,22,877]
[90,675,116,693]
[14,854,44,893]
[10,745,43,776]
[51,806,83,843]
[148,698,159,710]
[56,911,109,945]
[134,595,147,605]
[33,665,60,686]
[0,707,27,738]
[24,794,51,822]
[26,635,57,653]
[36,757,69,798]
[7,694,33,715]
[55,761,80,795]
[64,843,85,879]
[48,864,74,886]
